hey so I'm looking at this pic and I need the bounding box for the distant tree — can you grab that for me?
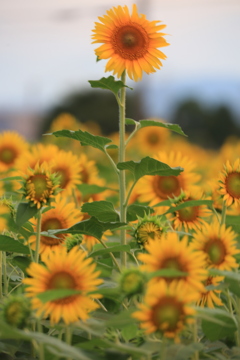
[171,99,240,148]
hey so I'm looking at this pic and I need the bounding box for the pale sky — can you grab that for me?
[1,0,240,111]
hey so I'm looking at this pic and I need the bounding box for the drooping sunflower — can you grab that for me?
[197,276,224,308]
[136,151,200,207]
[191,220,240,271]
[0,131,28,172]
[170,188,212,232]
[92,4,169,81]
[27,195,82,259]
[23,247,102,325]
[218,159,240,207]
[21,162,60,209]
[132,279,198,339]
[49,150,82,196]
[138,232,207,292]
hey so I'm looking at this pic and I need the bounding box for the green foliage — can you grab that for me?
[126,204,154,221]
[16,202,39,226]
[117,156,183,181]
[89,76,132,96]
[0,235,30,254]
[81,201,120,222]
[126,118,187,136]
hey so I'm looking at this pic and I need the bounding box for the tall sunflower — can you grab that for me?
[218,159,240,207]
[132,279,198,339]
[191,220,240,271]
[27,195,82,259]
[138,232,207,292]
[92,4,169,81]
[136,151,200,207]
[0,131,28,172]
[23,247,102,325]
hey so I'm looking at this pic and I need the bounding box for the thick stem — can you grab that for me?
[118,70,127,268]
[34,211,42,263]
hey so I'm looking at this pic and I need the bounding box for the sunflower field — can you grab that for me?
[1,4,240,360]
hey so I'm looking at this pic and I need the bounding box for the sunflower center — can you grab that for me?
[29,174,48,200]
[153,175,181,199]
[178,205,199,222]
[161,257,186,282]
[225,172,240,199]
[0,147,17,165]
[47,271,77,304]
[153,297,183,332]
[147,133,160,145]
[54,167,70,189]
[112,24,149,59]
[41,217,65,245]
[204,239,226,265]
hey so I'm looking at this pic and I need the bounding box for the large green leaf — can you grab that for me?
[11,256,32,275]
[37,289,82,303]
[139,119,187,136]
[126,204,154,222]
[16,202,39,226]
[197,307,238,341]
[117,156,183,181]
[0,321,97,360]
[50,129,112,153]
[163,199,213,215]
[89,76,132,96]
[46,217,125,240]
[81,201,120,222]
[167,343,205,360]
[77,184,117,196]
[0,235,30,254]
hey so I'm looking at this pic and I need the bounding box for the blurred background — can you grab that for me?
[1,0,240,149]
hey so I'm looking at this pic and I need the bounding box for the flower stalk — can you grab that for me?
[34,210,42,263]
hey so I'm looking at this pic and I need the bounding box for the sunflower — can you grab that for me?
[133,214,167,248]
[136,151,200,208]
[218,159,240,207]
[0,131,28,172]
[191,220,240,271]
[22,162,60,209]
[132,279,198,339]
[23,246,102,325]
[138,232,207,292]
[50,150,82,196]
[133,123,170,154]
[170,188,212,232]
[27,195,82,259]
[92,4,169,81]
[197,276,224,308]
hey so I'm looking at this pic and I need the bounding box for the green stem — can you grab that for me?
[192,321,199,360]
[0,251,2,299]
[221,201,227,225]
[211,206,221,224]
[37,320,45,360]
[34,210,42,263]
[124,180,138,208]
[160,337,167,360]
[65,326,72,360]
[97,238,121,273]
[118,70,127,268]
[104,148,119,176]
[3,252,8,296]
[125,122,140,148]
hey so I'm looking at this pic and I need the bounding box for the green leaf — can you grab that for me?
[125,118,137,125]
[89,76,132,96]
[90,244,131,258]
[148,269,188,279]
[81,201,119,222]
[127,204,154,222]
[200,307,238,341]
[121,323,139,342]
[11,256,32,275]
[106,144,119,150]
[138,119,187,136]
[163,199,213,215]
[0,176,22,182]
[226,215,240,233]
[47,217,126,241]
[50,129,112,153]
[117,156,183,181]
[0,235,30,254]
[77,184,117,196]
[37,289,82,303]
[16,202,39,226]
[167,343,205,360]
[209,268,240,281]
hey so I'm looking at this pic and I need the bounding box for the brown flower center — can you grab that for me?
[225,172,240,199]
[204,239,226,265]
[178,204,199,222]
[0,147,17,165]
[47,271,77,304]
[153,175,181,199]
[112,23,149,60]
[160,257,187,282]
[41,217,65,245]
[152,297,184,332]
[147,133,160,145]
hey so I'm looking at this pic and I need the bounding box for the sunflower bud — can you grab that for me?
[119,268,146,296]
[133,214,167,248]
[65,234,83,252]
[1,295,31,329]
